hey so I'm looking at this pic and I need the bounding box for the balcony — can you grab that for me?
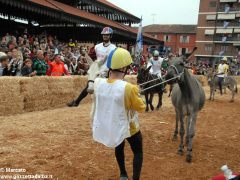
[215,21,240,27]
[217,14,236,20]
[218,6,239,12]
[216,28,233,33]
[214,36,240,42]
[219,0,237,2]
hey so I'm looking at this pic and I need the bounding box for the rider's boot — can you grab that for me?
[67,100,78,107]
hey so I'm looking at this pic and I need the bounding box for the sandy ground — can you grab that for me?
[0,87,239,180]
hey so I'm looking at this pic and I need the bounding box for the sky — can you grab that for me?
[107,0,200,26]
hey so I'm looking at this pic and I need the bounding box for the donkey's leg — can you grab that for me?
[178,112,185,156]
[156,92,162,110]
[209,87,212,100]
[149,93,154,111]
[228,85,235,102]
[172,109,179,141]
[186,113,197,163]
[144,93,149,112]
[185,115,190,146]
[212,87,215,101]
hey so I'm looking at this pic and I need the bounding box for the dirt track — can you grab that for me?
[0,87,239,180]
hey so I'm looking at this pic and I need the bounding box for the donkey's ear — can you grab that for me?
[146,66,152,72]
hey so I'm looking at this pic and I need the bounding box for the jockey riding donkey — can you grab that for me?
[147,50,166,92]
[67,27,116,107]
[207,56,238,102]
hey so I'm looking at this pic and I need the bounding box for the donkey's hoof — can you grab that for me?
[156,107,160,111]
[150,106,154,111]
[229,100,234,103]
[172,135,177,141]
[178,150,184,156]
[145,109,149,112]
[186,154,192,163]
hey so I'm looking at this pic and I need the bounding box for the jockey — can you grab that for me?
[147,50,163,77]
[92,48,145,180]
[95,27,116,77]
[216,56,228,95]
[147,50,165,91]
[67,27,116,107]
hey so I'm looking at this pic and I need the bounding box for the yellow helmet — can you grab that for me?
[107,48,132,70]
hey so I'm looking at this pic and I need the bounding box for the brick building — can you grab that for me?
[195,0,240,64]
[143,25,197,56]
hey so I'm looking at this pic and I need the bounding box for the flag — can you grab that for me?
[224,6,230,13]
[223,21,229,28]
[222,36,227,42]
[135,17,143,65]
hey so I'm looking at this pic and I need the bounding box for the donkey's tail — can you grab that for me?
[235,85,238,93]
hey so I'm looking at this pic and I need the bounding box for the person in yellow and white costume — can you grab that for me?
[216,57,228,95]
[92,48,145,180]
[95,27,116,77]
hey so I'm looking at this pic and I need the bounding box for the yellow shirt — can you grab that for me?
[107,79,146,135]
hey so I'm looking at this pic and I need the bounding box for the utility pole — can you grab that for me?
[151,13,156,24]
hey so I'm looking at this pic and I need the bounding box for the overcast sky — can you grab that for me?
[107,0,200,26]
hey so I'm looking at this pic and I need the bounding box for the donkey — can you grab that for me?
[137,66,165,112]
[165,58,205,163]
[206,69,238,102]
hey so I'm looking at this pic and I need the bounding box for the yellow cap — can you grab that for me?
[107,48,132,69]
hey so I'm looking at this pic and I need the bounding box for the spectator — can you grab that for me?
[21,59,36,77]
[0,52,11,76]
[32,50,48,76]
[77,46,93,75]
[9,48,23,76]
[47,54,69,76]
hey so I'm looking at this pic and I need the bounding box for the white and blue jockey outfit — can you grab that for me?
[94,42,116,77]
[147,57,164,77]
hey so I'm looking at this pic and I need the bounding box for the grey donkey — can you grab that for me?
[165,58,205,163]
[207,69,238,102]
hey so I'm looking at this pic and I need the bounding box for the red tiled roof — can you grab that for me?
[28,0,159,43]
[143,24,197,34]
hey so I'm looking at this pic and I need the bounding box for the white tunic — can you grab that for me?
[93,78,131,148]
[94,43,116,72]
[147,57,163,77]
[217,64,226,78]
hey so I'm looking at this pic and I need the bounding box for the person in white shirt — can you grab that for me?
[67,27,116,107]
[216,57,228,95]
[146,50,165,91]
[94,27,116,77]
[147,50,163,77]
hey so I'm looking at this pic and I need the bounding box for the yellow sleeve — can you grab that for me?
[124,83,146,112]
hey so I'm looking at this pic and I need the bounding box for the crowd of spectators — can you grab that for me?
[1,30,240,77]
[0,30,96,77]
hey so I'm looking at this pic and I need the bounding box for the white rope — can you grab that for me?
[140,73,183,92]
[138,74,166,86]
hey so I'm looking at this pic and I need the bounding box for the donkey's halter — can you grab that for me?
[88,80,94,83]
[169,64,184,80]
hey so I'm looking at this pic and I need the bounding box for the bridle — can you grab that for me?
[169,64,184,81]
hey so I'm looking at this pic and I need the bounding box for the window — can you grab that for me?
[209,1,217,8]
[164,35,171,42]
[205,44,213,52]
[180,35,189,43]
[221,45,228,51]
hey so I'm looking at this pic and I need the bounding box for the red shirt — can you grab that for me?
[47,61,69,76]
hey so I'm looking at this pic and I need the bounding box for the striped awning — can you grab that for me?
[216,28,233,34]
[205,29,215,35]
